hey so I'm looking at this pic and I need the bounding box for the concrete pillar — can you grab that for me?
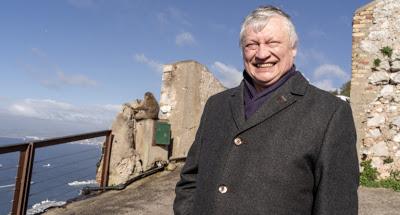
[135,119,168,171]
[159,60,226,159]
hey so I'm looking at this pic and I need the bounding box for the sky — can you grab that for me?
[0,0,372,137]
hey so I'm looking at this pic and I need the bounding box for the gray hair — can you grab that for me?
[239,5,298,49]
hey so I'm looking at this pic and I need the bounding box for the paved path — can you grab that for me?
[44,164,400,215]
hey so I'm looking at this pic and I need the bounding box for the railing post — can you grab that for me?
[12,143,35,215]
[100,133,114,187]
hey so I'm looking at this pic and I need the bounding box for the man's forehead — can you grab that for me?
[244,18,289,38]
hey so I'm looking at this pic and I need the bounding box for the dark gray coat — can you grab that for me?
[174,72,359,215]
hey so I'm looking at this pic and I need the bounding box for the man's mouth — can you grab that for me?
[255,62,276,68]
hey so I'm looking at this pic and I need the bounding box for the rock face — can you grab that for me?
[97,93,167,186]
[352,0,400,179]
[159,60,226,159]
[104,103,141,185]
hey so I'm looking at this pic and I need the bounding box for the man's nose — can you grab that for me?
[255,44,271,59]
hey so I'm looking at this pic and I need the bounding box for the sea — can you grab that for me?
[0,136,103,215]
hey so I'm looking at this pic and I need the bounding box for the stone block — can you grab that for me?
[369,71,390,85]
[379,85,395,97]
[367,114,386,127]
[370,141,389,157]
[367,128,382,138]
[392,117,400,128]
[393,134,400,143]
[390,73,400,84]
[353,32,365,37]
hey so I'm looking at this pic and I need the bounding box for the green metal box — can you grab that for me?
[155,121,171,145]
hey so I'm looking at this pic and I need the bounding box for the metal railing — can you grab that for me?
[0,130,114,215]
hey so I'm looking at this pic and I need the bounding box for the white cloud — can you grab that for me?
[57,71,97,87]
[25,48,98,89]
[212,61,242,88]
[296,48,328,68]
[313,64,349,81]
[134,53,163,73]
[40,71,97,88]
[157,7,191,27]
[8,99,120,124]
[311,64,349,92]
[313,79,336,92]
[175,32,196,46]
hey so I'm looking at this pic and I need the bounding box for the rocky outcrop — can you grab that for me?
[96,102,142,185]
[96,94,165,186]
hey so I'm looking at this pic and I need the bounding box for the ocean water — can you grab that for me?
[0,136,103,215]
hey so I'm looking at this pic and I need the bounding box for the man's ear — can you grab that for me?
[292,47,297,58]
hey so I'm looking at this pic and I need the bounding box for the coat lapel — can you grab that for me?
[229,72,309,133]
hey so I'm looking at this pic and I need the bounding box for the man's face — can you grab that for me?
[242,16,297,91]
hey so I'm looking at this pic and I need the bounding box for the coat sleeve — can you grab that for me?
[312,102,359,215]
[173,100,209,215]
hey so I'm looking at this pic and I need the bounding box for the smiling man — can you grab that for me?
[174,6,359,215]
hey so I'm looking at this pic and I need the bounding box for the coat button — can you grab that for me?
[234,137,243,146]
[218,185,228,194]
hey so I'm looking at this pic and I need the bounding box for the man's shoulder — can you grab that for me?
[304,84,351,111]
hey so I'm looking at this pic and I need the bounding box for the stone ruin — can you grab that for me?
[159,61,226,159]
[97,60,226,185]
[351,0,400,178]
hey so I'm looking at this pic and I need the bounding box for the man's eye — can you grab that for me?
[268,41,280,47]
[246,44,259,50]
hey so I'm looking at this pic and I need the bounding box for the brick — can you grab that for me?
[360,19,372,24]
[365,14,373,19]
[353,74,365,78]
[360,11,372,16]
[353,24,367,29]
[353,32,365,37]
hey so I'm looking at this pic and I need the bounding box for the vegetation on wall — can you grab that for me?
[372,46,394,70]
[328,80,351,97]
[360,159,400,192]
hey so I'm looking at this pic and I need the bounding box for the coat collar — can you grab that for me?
[229,71,309,132]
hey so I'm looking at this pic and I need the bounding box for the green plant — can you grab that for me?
[360,160,378,186]
[373,58,381,68]
[380,46,393,58]
[378,178,400,191]
[340,81,351,97]
[360,160,400,192]
[390,170,400,180]
[383,156,394,164]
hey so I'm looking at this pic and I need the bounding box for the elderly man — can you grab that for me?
[174,5,359,215]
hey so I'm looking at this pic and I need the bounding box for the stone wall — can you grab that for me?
[351,0,400,178]
[159,61,226,159]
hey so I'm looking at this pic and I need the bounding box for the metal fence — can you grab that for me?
[0,130,113,215]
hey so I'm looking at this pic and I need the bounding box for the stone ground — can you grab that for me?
[43,164,400,215]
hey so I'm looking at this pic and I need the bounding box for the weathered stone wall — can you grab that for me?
[351,0,400,178]
[159,61,226,159]
[97,100,167,186]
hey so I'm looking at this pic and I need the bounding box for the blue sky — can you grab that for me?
[0,0,371,137]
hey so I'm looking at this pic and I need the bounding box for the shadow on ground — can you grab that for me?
[43,164,400,215]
